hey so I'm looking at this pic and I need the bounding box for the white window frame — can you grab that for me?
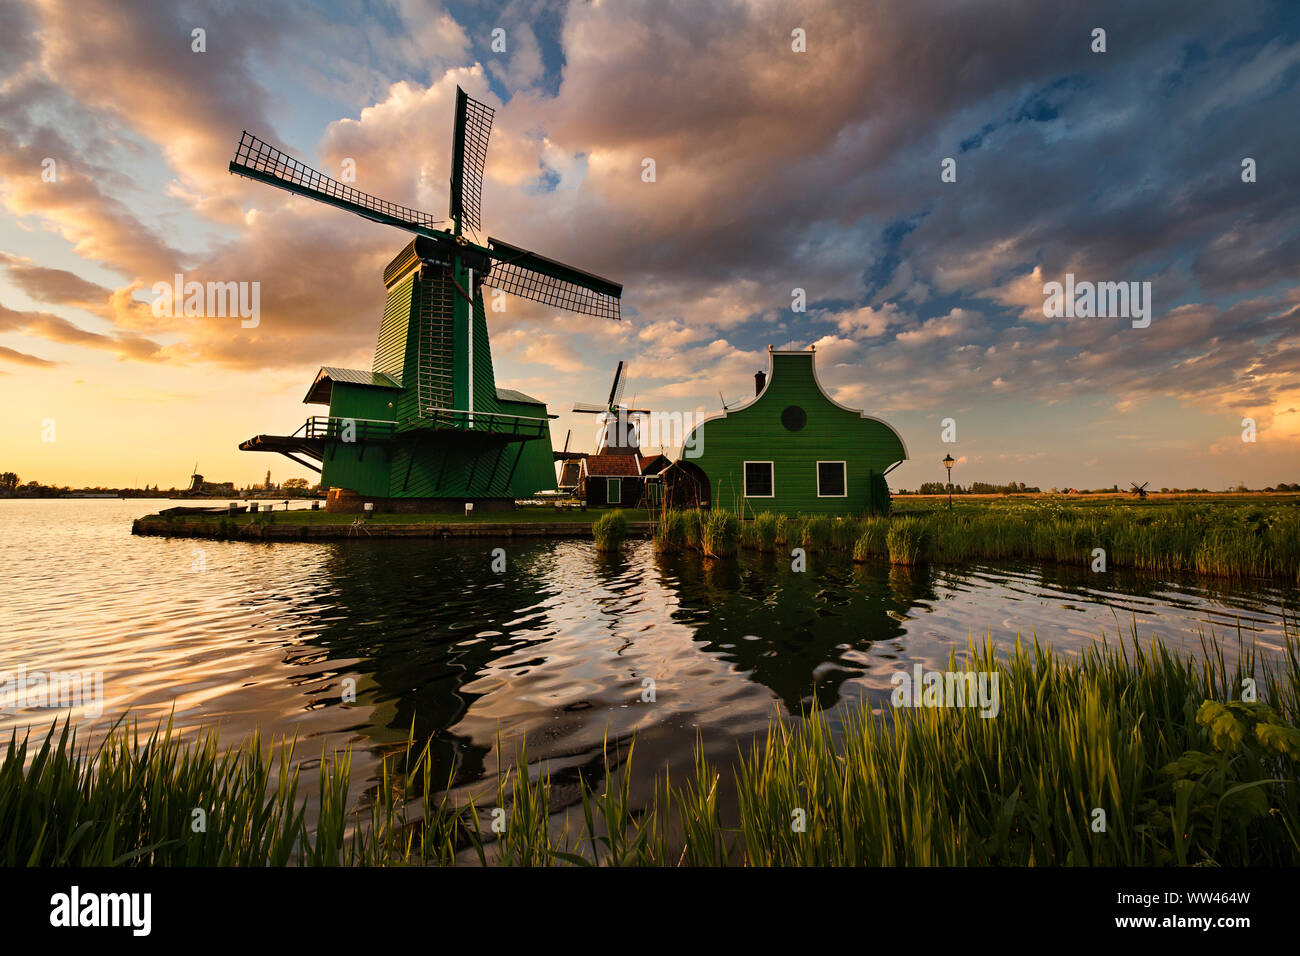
[817,461,848,498]
[606,477,621,504]
[743,460,775,498]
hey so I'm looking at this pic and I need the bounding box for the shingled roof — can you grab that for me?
[582,454,669,477]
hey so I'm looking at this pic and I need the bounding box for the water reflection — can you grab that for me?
[2,501,1294,809]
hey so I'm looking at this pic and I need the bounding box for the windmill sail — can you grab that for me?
[229,132,446,236]
[449,88,494,235]
[485,238,622,320]
[229,90,621,321]
[609,361,627,408]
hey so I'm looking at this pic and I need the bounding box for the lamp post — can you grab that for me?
[943,454,955,511]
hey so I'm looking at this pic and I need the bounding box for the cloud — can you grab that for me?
[896,308,983,345]
[0,344,56,367]
[2,0,1298,484]
[0,301,163,361]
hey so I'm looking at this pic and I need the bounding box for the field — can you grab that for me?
[894,491,1300,510]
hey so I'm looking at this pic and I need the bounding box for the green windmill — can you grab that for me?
[233,88,622,512]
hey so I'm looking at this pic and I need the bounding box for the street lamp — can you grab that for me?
[942,454,955,510]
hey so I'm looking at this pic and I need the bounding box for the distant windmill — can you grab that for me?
[1130,481,1150,499]
[568,361,668,507]
[554,429,583,491]
[572,361,651,456]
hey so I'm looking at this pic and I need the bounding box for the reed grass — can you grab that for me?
[6,622,1297,866]
[886,516,929,565]
[592,511,628,552]
[669,501,1299,580]
[652,509,692,553]
[800,515,833,552]
[700,509,740,558]
[830,516,862,550]
[866,501,1299,581]
[853,516,889,560]
[750,512,780,552]
[0,718,354,866]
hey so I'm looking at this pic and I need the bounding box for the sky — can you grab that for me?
[1,0,1297,492]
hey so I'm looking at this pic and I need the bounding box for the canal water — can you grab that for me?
[3,500,1294,810]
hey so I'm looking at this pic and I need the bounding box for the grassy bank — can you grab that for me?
[6,626,1298,866]
[149,505,651,527]
[132,506,653,540]
[659,501,1300,582]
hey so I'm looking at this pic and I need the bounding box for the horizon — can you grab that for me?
[2,0,1298,492]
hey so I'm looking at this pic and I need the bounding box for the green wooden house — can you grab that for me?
[666,348,907,515]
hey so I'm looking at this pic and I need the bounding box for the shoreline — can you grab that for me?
[131,514,655,540]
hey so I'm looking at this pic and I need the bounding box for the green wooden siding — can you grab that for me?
[327,382,397,423]
[684,352,906,515]
[311,242,558,502]
[467,284,503,416]
[494,396,556,495]
[373,271,413,388]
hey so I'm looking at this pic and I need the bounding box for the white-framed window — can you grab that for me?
[744,461,774,498]
[817,461,847,497]
[606,477,621,504]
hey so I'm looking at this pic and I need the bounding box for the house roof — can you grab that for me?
[305,367,402,405]
[678,348,909,462]
[584,456,643,477]
[583,453,669,477]
[638,453,670,474]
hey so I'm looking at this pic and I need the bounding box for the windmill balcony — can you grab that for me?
[408,407,552,442]
[299,416,399,441]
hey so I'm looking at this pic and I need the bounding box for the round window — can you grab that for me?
[781,405,807,431]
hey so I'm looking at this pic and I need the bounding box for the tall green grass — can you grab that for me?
[700,509,740,558]
[592,511,628,552]
[652,509,694,553]
[886,517,929,565]
[800,515,833,552]
[0,719,356,866]
[6,623,1298,866]
[863,501,1300,581]
[853,517,889,560]
[745,512,781,552]
[728,630,1300,865]
[666,502,1299,580]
